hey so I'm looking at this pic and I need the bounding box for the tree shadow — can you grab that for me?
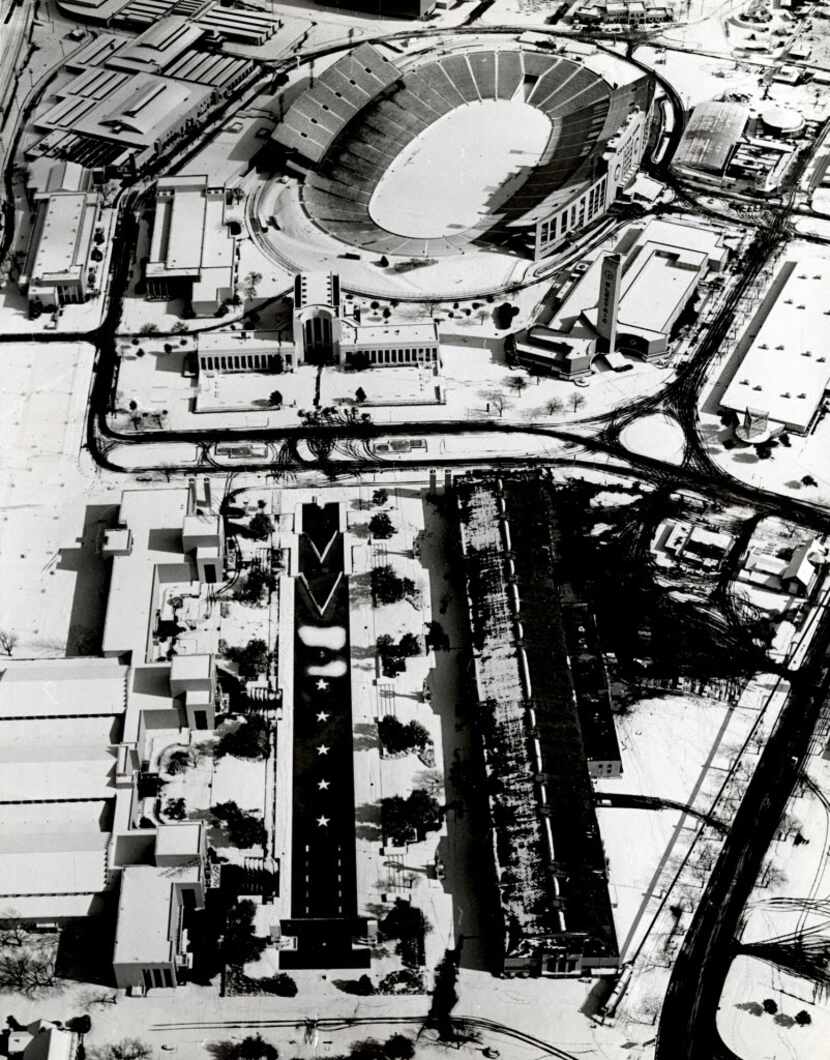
[205,1042,238,1060]
[355,801,381,825]
[353,722,379,751]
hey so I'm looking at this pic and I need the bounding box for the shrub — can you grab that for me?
[167,749,193,775]
[260,972,297,996]
[213,801,266,848]
[372,488,388,506]
[164,797,187,820]
[795,1010,812,1026]
[248,512,274,540]
[369,512,395,539]
[372,565,414,605]
[384,1035,414,1060]
[269,391,283,408]
[355,387,367,403]
[398,632,420,657]
[349,1041,385,1060]
[381,789,442,845]
[216,713,270,759]
[222,899,267,967]
[378,716,430,755]
[236,1036,278,1060]
[226,639,269,681]
[237,568,276,605]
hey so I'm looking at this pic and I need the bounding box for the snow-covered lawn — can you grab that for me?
[719,956,827,1060]
[620,413,686,465]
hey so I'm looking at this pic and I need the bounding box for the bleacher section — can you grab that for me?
[274,44,402,164]
[195,5,281,45]
[114,0,211,26]
[163,50,254,89]
[300,47,632,257]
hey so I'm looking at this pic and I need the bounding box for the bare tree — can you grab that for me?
[545,397,564,416]
[243,272,263,301]
[505,374,528,395]
[570,391,587,414]
[482,390,509,417]
[0,950,56,995]
[0,630,17,656]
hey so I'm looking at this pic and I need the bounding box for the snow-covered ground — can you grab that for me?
[368,100,551,238]
[719,956,827,1060]
[620,413,686,465]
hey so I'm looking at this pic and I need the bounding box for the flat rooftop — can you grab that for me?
[0,658,127,718]
[32,194,94,281]
[0,739,117,802]
[553,218,725,333]
[720,261,830,431]
[147,176,233,283]
[346,321,438,346]
[0,837,109,898]
[295,272,336,309]
[614,242,707,335]
[113,863,199,965]
[102,487,192,658]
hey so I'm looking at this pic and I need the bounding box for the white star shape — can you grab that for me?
[316,815,330,827]
[316,711,330,723]
[316,679,330,691]
[318,779,330,791]
[317,744,330,756]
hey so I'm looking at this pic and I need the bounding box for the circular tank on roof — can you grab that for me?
[761,105,804,135]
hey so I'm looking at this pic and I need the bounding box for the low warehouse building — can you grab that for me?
[720,261,830,435]
[673,101,749,177]
[145,174,235,315]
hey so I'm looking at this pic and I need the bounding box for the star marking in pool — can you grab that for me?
[317,744,330,756]
[316,678,330,691]
[316,815,330,828]
[316,711,330,723]
[318,779,330,791]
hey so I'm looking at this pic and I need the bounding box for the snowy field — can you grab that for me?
[369,101,551,238]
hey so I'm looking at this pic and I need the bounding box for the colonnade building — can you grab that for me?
[196,271,439,374]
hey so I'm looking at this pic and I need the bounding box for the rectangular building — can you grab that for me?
[20,165,101,308]
[720,261,830,434]
[673,101,749,176]
[145,174,235,315]
[457,475,619,978]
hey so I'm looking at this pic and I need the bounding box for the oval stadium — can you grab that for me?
[271,38,654,262]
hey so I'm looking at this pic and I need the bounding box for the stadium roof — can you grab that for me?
[673,101,748,175]
[720,261,830,432]
[274,43,402,164]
